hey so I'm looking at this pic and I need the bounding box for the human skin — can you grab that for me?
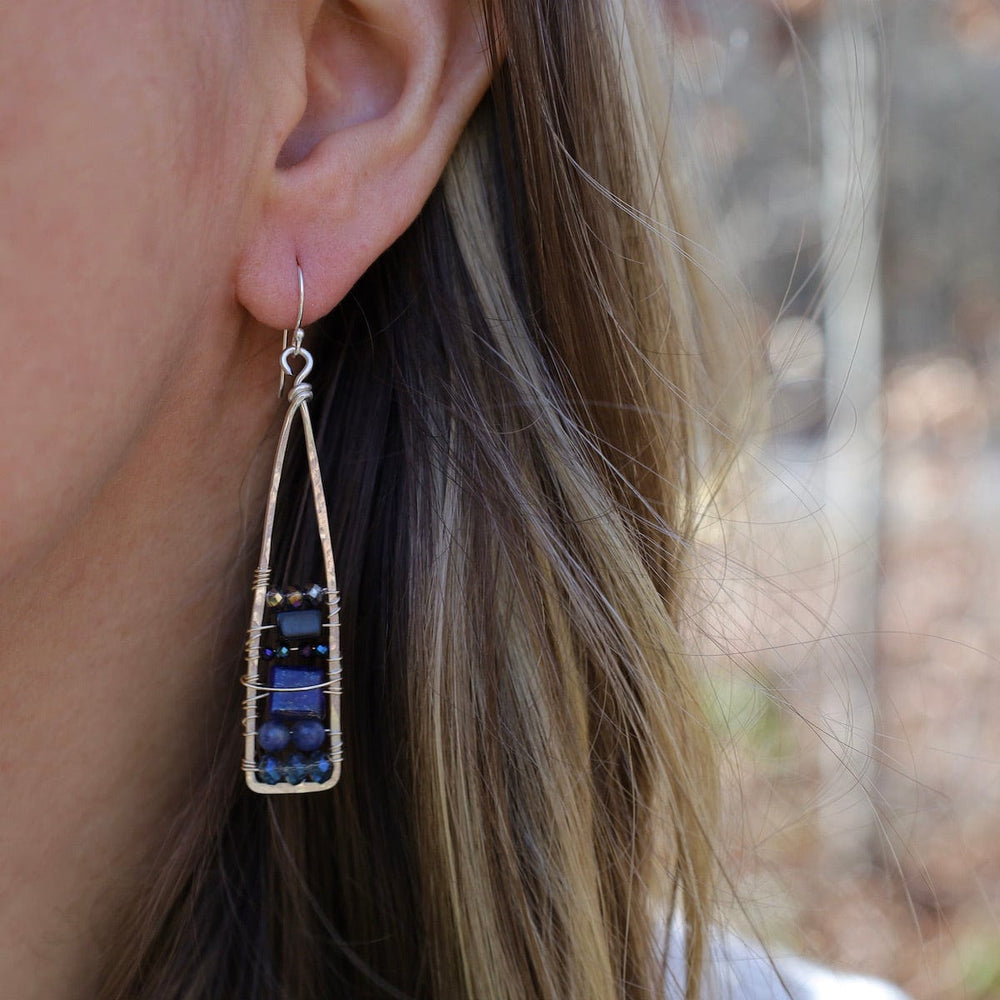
[0,2,490,997]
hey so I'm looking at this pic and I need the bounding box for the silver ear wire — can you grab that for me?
[279,264,306,398]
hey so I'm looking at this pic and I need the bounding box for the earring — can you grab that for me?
[241,264,343,794]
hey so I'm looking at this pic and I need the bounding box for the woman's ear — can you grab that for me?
[237,0,493,328]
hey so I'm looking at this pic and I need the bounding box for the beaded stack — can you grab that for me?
[247,582,339,788]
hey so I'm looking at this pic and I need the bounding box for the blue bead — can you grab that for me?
[276,609,322,640]
[257,756,283,785]
[315,644,329,657]
[285,754,309,785]
[277,645,290,659]
[258,720,291,752]
[269,667,325,718]
[262,647,276,660]
[307,753,334,783]
[291,719,325,752]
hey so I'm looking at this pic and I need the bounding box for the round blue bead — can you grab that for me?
[257,756,283,785]
[291,719,325,752]
[258,720,291,752]
[285,754,308,785]
[307,753,333,783]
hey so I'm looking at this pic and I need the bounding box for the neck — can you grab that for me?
[0,320,281,999]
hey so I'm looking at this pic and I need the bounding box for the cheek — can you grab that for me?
[0,1,260,579]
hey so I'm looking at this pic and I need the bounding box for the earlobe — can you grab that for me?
[236,0,493,330]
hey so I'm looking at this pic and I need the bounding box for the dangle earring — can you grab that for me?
[242,265,343,793]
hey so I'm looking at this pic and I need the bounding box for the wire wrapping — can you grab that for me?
[240,323,344,792]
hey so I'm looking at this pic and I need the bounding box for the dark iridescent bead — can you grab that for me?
[315,644,329,657]
[299,645,314,659]
[257,756,283,785]
[285,754,308,785]
[305,584,324,604]
[265,590,284,609]
[307,753,334,783]
[291,719,325,752]
[258,720,291,752]
[286,590,304,609]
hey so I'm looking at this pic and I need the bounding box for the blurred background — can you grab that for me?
[671,0,1000,995]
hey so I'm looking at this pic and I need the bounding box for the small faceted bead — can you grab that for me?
[277,645,290,659]
[315,644,329,657]
[266,590,284,609]
[258,720,291,752]
[299,645,314,659]
[308,753,333,783]
[286,590,304,609]
[262,647,276,660]
[285,754,308,785]
[306,584,324,604]
[291,719,325,752]
[257,757,283,785]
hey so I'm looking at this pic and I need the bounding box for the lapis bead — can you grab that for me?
[269,667,324,718]
[291,719,325,752]
[307,753,334,783]
[285,754,309,785]
[258,720,291,752]
[276,609,322,640]
[257,756,283,785]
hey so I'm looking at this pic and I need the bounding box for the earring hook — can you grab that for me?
[293,264,305,334]
[279,264,307,397]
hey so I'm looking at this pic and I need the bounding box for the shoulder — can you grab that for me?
[772,954,911,1000]
[664,925,911,1000]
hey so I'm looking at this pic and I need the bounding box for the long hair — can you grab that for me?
[100,1,740,997]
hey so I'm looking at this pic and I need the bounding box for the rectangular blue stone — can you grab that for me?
[276,609,323,640]
[269,667,325,718]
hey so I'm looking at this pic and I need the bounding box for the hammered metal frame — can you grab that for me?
[241,308,343,794]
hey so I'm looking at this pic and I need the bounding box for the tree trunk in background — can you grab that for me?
[818,0,885,872]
